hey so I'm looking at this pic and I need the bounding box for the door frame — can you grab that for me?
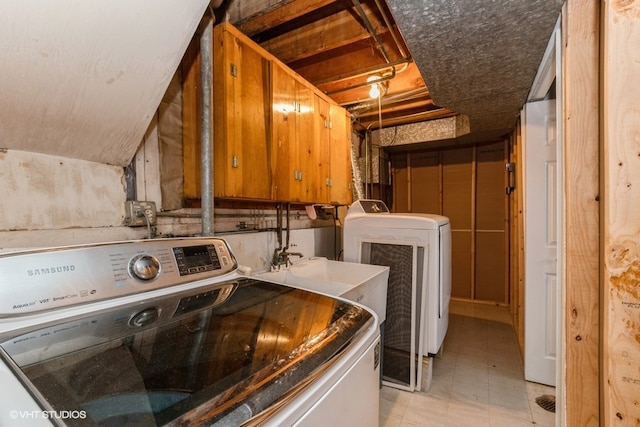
[524,16,564,424]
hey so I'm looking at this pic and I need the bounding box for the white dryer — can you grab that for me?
[344,199,451,391]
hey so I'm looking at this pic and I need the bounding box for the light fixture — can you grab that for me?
[369,82,381,98]
[367,74,386,99]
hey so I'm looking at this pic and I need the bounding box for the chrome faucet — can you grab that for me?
[284,251,303,264]
[272,249,303,269]
[270,203,303,270]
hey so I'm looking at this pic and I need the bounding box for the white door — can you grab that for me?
[524,98,557,386]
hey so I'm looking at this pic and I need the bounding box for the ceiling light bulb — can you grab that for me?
[369,83,380,98]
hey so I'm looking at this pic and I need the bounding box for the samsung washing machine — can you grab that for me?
[0,237,380,426]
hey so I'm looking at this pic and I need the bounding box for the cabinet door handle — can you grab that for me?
[232,155,238,168]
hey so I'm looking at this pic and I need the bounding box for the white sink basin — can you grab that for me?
[256,258,389,326]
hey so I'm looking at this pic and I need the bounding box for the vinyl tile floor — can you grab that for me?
[379,300,556,426]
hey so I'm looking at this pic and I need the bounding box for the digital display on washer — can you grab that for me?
[173,245,221,276]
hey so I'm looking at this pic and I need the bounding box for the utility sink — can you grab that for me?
[256,258,390,326]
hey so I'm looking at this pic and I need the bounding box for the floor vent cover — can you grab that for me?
[535,394,556,413]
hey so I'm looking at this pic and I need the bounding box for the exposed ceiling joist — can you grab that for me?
[225,0,564,143]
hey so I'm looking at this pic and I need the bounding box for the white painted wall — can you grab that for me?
[0,149,126,235]
[0,0,208,166]
[222,227,337,273]
[0,146,337,272]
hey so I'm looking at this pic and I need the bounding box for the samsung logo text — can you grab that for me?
[27,265,76,276]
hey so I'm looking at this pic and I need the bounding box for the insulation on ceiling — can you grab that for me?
[387,0,564,142]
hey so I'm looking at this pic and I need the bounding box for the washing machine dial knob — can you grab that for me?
[129,254,161,281]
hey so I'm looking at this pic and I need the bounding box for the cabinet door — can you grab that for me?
[271,62,298,201]
[271,62,323,203]
[329,104,353,205]
[213,24,271,200]
[295,80,317,203]
[315,94,331,203]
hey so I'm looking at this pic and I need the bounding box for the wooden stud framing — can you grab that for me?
[602,0,640,425]
[563,1,600,425]
[503,138,510,309]
[470,146,477,300]
[510,119,525,352]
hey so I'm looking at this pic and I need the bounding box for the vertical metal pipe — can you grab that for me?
[365,131,370,199]
[284,203,291,251]
[200,17,214,236]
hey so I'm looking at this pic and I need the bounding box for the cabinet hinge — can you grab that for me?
[232,155,238,168]
[230,63,238,77]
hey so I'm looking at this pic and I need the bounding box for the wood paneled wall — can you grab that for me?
[508,122,525,352]
[390,141,508,304]
[475,144,508,302]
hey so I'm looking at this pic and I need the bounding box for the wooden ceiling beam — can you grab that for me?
[227,0,458,133]
[257,7,387,64]
[253,2,390,67]
[292,33,403,84]
[320,62,426,105]
[234,0,337,36]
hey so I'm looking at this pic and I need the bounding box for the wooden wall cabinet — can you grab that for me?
[212,23,271,200]
[193,22,352,204]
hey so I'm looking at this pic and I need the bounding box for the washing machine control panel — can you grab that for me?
[0,237,238,316]
[349,199,390,214]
